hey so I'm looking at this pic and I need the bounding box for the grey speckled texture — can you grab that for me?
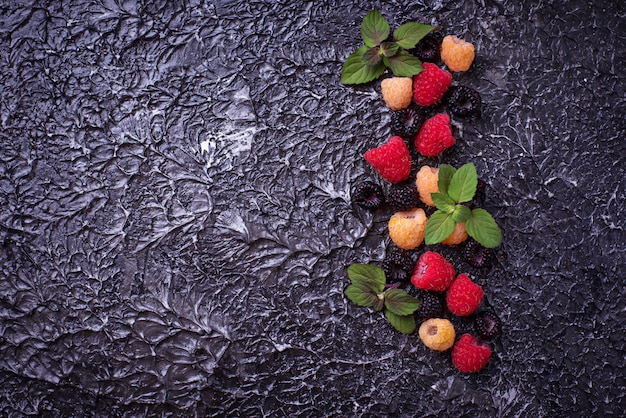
[0,0,624,416]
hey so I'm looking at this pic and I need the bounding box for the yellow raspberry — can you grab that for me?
[419,318,456,351]
[441,222,469,245]
[415,165,439,207]
[440,35,475,72]
[388,208,427,250]
[381,77,413,111]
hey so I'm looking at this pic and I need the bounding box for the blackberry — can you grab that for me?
[411,32,443,63]
[351,181,385,211]
[446,86,482,118]
[415,291,444,322]
[474,311,502,340]
[387,183,419,212]
[463,239,494,268]
[473,179,487,207]
[391,106,423,139]
[382,245,414,283]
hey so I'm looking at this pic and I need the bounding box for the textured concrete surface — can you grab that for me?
[0,1,624,416]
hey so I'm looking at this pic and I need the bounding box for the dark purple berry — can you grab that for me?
[473,179,487,206]
[415,291,444,322]
[463,239,495,268]
[474,311,502,340]
[382,245,414,283]
[411,32,443,63]
[391,106,423,139]
[387,183,419,212]
[351,181,385,211]
[446,86,482,118]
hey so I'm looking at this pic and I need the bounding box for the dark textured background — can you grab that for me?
[0,0,624,416]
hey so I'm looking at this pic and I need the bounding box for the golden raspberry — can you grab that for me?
[419,318,456,351]
[381,77,413,111]
[388,208,427,250]
[441,222,469,245]
[415,165,439,207]
[440,35,475,72]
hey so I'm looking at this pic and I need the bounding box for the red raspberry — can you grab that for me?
[364,136,412,183]
[452,334,491,373]
[412,62,452,107]
[411,251,455,292]
[414,113,455,157]
[446,273,484,316]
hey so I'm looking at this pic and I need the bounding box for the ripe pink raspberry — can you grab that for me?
[446,273,484,316]
[364,136,412,183]
[452,334,491,372]
[412,62,452,106]
[414,113,455,157]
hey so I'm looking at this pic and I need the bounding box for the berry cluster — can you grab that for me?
[373,32,481,169]
[357,31,491,246]
[346,21,504,374]
[411,251,501,372]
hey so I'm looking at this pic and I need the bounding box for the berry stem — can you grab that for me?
[384,282,403,290]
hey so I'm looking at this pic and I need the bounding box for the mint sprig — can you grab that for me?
[341,10,436,85]
[345,264,420,334]
[424,163,503,248]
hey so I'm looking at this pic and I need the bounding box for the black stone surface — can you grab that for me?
[0,1,624,416]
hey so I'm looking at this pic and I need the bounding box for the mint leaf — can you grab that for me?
[465,208,503,248]
[384,309,416,334]
[384,289,420,316]
[345,282,379,307]
[372,295,385,311]
[362,47,382,66]
[452,204,471,223]
[448,163,478,203]
[424,210,456,245]
[384,49,423,77]
[361,10,390,47]
[347,264,386,292]
[379,42,400,57]
[393,22,436,49]
[437,164,456,195]
[341,45,387,84]
[431,192,456,213]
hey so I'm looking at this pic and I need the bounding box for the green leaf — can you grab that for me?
[372,295,385,312]
[431,192,456,213]
[384,309,417,334]
[345,282,378,307]
[465,208,503,248]
[448,163,478,203]
[437,164,457,195]
[379,42,400,57]
[347,264,386,292]
[383,49,423,77]
[452,204,472,223]
[361,10,390,47]
[424,210,456,245]
[362,47,382,66]
[384,289,421,316]
[341,45,387,84]
[393,22,436,49]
